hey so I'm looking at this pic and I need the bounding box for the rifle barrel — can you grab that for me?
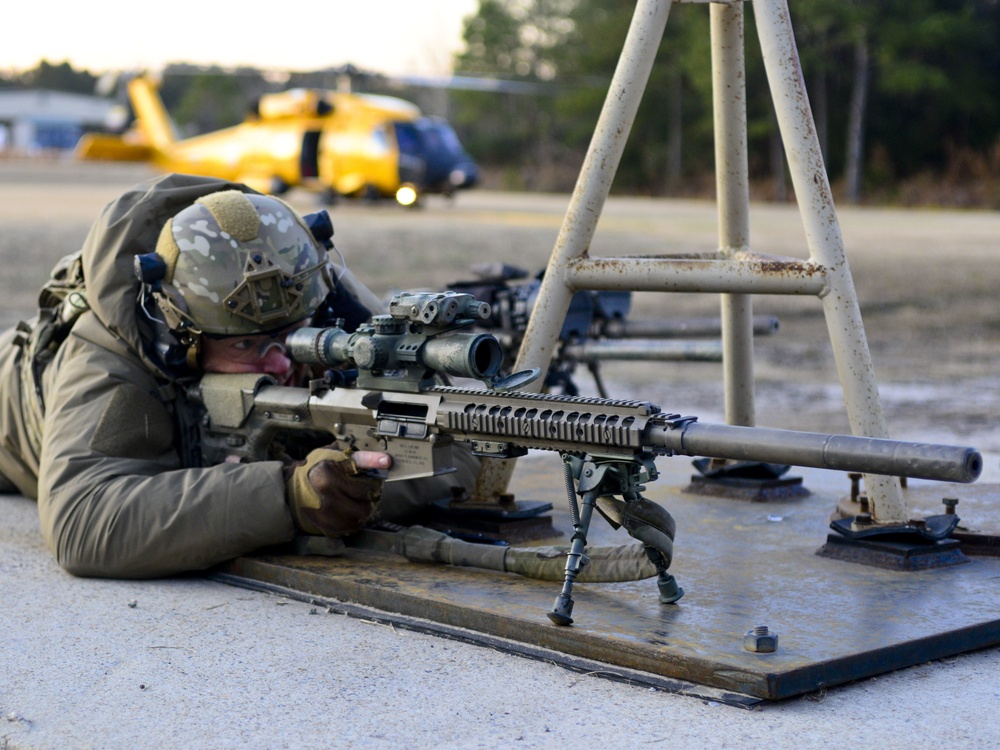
[431,387,982,484]
[653,421,982,484]
[601,315,780,339]
[562,339,722,362]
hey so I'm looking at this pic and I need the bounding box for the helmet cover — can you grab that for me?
[154,191,331,335]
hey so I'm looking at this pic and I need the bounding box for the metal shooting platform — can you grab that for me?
[219,0,1000,702]
[219,460,1000,704]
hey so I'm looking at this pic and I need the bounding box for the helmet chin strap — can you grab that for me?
[135,284,204,375]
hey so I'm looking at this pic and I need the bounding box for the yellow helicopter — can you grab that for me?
[76,74,479,206]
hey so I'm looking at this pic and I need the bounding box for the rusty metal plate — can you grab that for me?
[217,461,1000,701]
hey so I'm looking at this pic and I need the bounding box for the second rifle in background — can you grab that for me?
[447,263,779,397]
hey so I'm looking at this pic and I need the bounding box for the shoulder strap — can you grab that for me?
[16,252,91,418]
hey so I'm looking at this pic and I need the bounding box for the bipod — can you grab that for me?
[548,454,683,626]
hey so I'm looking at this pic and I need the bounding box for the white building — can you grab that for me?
[0,89,115,153]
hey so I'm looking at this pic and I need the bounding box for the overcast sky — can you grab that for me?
[2,0,479,76]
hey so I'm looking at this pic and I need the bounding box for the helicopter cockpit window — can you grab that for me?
[418,119,462,152]
[394,123,421,156]
[370,125,390,153]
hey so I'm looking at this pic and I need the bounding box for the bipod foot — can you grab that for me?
[547,593,575,626]
[657,572,684,604]
[643,545,684,604]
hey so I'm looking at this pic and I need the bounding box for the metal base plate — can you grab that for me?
[217,463,1000,701]
[817,533,968,570]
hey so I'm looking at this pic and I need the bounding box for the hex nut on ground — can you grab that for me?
[744,626,778,653]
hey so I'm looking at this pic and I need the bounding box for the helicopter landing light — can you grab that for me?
[395,185,418,206]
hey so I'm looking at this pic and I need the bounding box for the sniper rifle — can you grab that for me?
[190,291,982,625]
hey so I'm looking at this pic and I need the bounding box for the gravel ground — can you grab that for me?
[2,160,999,748]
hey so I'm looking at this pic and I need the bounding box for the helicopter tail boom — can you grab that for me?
[126,76,179,154]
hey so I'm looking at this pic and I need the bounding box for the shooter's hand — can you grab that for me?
[285,447,390,537]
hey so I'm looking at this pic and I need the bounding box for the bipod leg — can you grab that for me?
[586,361,610,399]
[548,484,599,626]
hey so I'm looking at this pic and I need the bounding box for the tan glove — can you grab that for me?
[285,447,383,537]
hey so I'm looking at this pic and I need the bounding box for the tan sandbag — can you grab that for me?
[363,525,659,582]
[503,542,658,582]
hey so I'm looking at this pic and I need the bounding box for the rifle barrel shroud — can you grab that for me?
[195,377,982,485]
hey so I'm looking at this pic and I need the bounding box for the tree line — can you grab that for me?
[452,0,1000,207]
[4,0,999,208]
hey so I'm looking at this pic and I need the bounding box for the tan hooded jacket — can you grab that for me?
[2,173,461,579]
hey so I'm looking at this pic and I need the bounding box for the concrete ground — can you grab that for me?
[4,490,1000,750]
[2,161,1000,747]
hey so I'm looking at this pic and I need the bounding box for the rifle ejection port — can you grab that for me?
[378,419,429,439]
[376,401,430,439]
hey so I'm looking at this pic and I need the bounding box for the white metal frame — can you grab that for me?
[473,0,907,523]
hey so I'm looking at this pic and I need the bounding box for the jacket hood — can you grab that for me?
[79,173,258,375]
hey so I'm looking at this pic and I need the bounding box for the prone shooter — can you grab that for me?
[0,175,982,626]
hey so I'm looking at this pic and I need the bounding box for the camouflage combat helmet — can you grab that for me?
[152,191,332,337]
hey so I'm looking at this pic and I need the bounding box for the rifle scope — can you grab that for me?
[287,326,504,382]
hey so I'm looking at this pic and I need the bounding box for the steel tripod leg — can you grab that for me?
[547,488,599,626]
